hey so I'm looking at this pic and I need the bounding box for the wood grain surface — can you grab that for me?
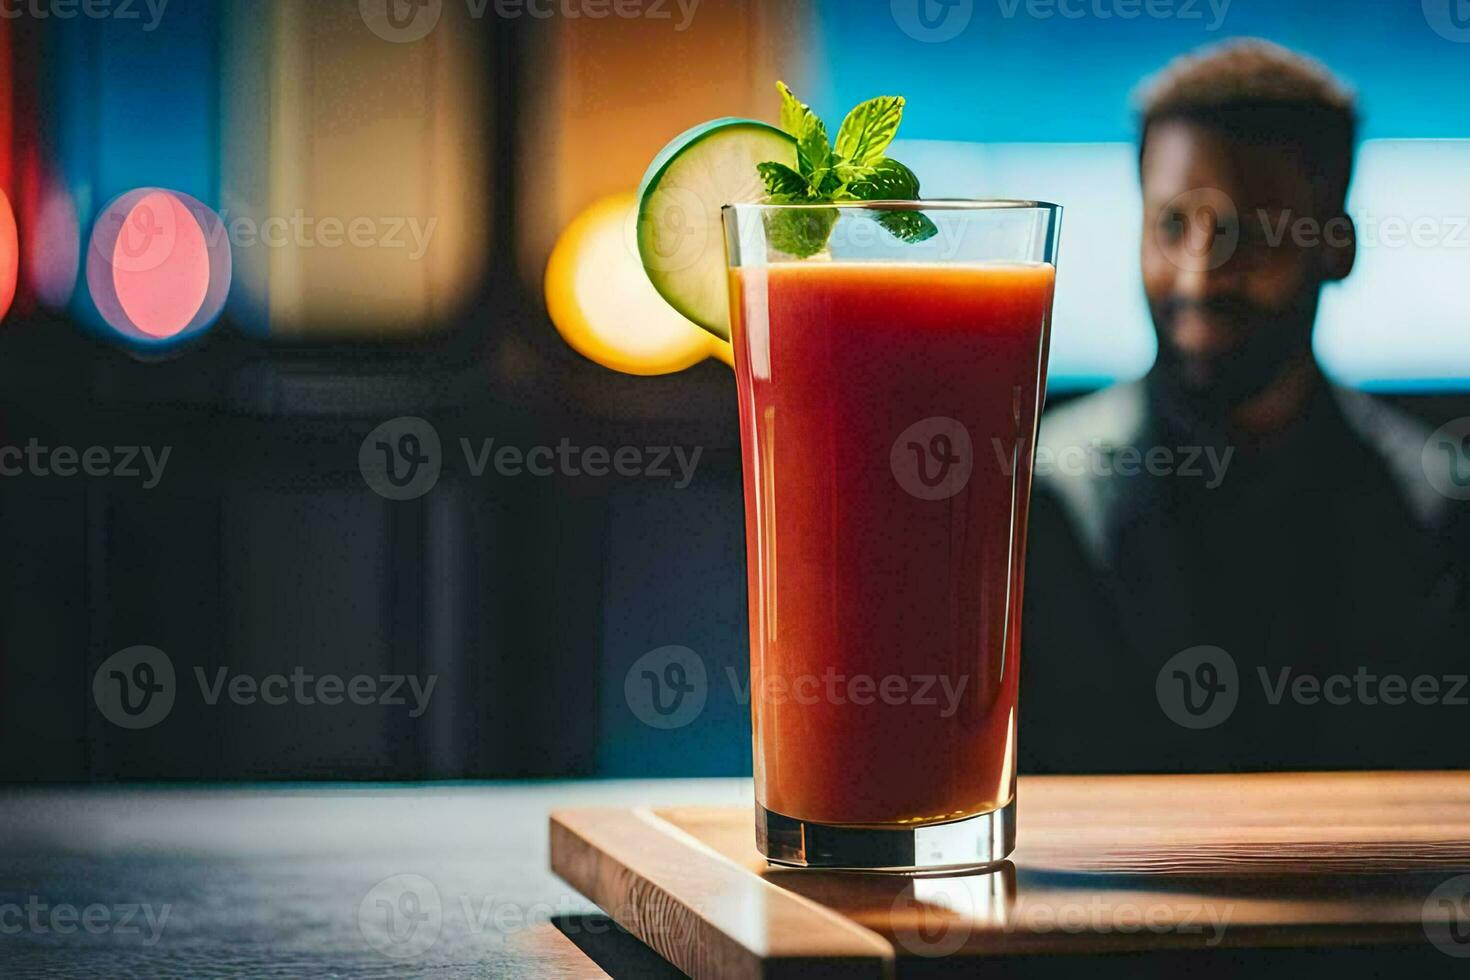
[551,771,1470,976]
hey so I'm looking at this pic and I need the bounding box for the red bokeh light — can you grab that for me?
[85,188,231,344]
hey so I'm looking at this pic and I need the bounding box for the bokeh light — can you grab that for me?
[221,2,487,339]
[27,180,81,311]
[0,189,17,324]
[545,193,731,376]
[85,188,231,345]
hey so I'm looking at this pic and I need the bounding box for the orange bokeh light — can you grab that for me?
[0,189,17,323]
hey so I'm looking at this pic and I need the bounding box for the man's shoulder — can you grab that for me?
[1032,380,1153,565]
[1030,380,1464,553]
[1332,386,1460,532]
[1038,380,1152,457]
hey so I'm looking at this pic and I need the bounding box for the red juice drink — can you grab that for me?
[729,257,1056,831]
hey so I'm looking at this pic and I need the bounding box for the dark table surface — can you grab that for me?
[0,780,752,978]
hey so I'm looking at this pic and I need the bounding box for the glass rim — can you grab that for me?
[722,198,1061,214]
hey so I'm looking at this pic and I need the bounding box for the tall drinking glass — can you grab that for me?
[723,201,1061,871]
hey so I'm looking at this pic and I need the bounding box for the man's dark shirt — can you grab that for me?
[1020,368,1470,773]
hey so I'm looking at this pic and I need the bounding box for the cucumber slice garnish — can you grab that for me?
[637,118,797,339]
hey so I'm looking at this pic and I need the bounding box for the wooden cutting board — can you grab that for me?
[551,771,1470,978]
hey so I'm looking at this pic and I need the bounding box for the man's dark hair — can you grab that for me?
[1136,39,1359,210]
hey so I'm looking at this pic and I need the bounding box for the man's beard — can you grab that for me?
[1147,292,1318,436]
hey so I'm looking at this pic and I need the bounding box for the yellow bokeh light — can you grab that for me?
[545,193,732,376]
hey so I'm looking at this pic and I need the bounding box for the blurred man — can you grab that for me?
[1021,40,1470,773]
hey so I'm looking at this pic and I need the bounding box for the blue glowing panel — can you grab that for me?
[49,5,219,209]
[901,138,1470,389]
[895,139,1156,388]
[815,0,1470,143]
[1317,140,1470,388]
[44,4,223,350]
[813,0,1470,389]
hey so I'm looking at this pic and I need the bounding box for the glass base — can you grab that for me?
[757,798,1016,873]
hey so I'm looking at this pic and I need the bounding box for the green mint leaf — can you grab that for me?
[774,83,833,186]
[757,161,809,200]
[843,157,922,201]
[877,211,939,245]
[765,207,839,259]
[776,81,810,139]
[759,85,927,257]
[834,96,905,167]
[797,118,832,184]
[833,161,877,187]
[815,167,845,198]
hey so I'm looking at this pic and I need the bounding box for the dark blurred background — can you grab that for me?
[0,0,1466,783]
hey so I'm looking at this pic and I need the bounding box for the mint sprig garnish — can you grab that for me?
[759,82,939,258]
